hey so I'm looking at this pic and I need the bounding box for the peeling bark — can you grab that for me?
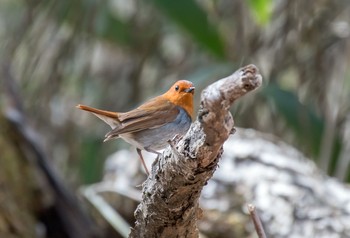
[129,64,262,237]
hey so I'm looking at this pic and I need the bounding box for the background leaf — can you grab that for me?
[248,0,272,25]
[263,83,324,157]
[94,3,131,45]
[151,0,225,58]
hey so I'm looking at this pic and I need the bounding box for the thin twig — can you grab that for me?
[247,204,267,238]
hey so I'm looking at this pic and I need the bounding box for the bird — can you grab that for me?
[76,80,195,175]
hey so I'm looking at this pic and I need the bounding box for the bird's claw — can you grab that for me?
[167,135,183,157]
[168,134,182,147]
[230,126,236,135]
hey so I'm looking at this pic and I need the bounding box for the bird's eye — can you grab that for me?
[175,85,179,91]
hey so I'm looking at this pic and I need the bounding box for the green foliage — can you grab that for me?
[80,138,104,184]
[263,83,323,157]
[94,3,131,45]
[41,0,132,45]
[247,0,272,25]
[263,83,343,176]
[151,0,225,58]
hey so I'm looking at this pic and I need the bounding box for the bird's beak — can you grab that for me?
[185,87,195,94]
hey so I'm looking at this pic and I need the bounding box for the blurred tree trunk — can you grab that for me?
[0,116,39,238]
[0,59,99,237]
[0,111,100,238]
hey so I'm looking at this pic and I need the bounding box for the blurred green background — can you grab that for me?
[1,0,350,237]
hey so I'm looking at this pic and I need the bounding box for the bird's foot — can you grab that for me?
[167,134,182,149]
[167,136,182,157]
[230,126,236,135]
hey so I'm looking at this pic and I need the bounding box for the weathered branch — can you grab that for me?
[129,64,262,237]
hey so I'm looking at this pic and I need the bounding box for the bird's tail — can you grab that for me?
[76,104,120,129]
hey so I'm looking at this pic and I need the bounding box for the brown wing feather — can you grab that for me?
[105,97,179,138]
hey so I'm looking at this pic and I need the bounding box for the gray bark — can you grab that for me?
[129,64,262,237]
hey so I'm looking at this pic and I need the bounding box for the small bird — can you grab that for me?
[76,80,195,175]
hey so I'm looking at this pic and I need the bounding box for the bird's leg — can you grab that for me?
[143,148,164,175]
[144,147,162,156]
[136,148,150,176]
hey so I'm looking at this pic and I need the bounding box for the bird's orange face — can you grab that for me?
[164,80,195,118]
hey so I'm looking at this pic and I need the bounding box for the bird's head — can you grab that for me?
[164,80,195,118]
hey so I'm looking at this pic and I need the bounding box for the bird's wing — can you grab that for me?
[105,97,179,138]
